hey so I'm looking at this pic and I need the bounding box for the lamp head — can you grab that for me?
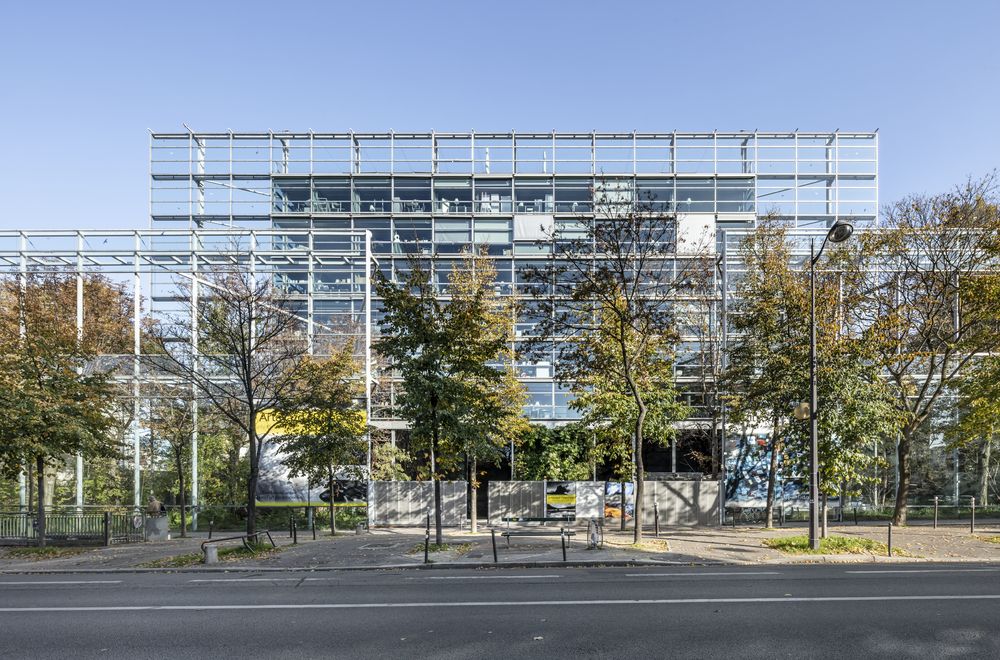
[827,220,854,244]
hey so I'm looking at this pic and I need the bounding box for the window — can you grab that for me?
[352,178,391,213]
[514,179,553,213]
[392,178,431,213]
[554,178,592,212]
[434,178,473,213]
[475,179,512,213]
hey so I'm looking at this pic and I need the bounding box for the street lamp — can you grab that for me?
[807,219,854,550]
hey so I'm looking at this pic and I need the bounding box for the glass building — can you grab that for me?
[149,129,877,432]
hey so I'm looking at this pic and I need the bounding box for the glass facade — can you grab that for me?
[150,131,878,424]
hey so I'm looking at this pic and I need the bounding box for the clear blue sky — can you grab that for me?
[1,0,997,231]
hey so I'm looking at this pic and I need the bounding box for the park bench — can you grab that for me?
[498,518,577,547]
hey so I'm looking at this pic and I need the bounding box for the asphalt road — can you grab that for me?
[1,564,999,658]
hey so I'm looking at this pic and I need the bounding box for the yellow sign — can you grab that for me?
[546,494,577,505]
[254,408,366,437]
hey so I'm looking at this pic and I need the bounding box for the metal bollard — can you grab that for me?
[312,513,316,541]
[209,519,214,540]
[292,519,298,545]
[853,507,858,526]
[887,523,892,557]
[970,497,976,534]
[933,496,939,529]
[289,513,294,538]
[491,528,498,564]
[653,502,660,538]
[560,528,567,562]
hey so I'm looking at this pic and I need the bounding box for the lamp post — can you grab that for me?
[806,220,854,550]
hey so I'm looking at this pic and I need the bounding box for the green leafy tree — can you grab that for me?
[525,183,712,542]
[0,272,126,545]
[947,356,1000,505]
[375,250,526,543]
[273,346,367,535]
[856,176,1000,524]
[515,425,594,481]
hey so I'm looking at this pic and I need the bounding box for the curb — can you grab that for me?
[0,558,724,575]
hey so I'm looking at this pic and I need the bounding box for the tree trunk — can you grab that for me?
[174,449,187,538]
[35,456,46,548]
[765,425,780,529]
[431,427,442,546]
[469,454,478,534]
[633,401,647,544]
[27,462,34,515]
[328,465,336,536]
[246,429,258,537]
[980,434,992,507]
[892,431,912,526]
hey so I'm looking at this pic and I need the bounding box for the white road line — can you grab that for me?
[3,594,1000,613]
[624,571,781,578]
[189,578,304,583]
[0,580,122,586]
[405,575,561,581]
[846,569,1000,575]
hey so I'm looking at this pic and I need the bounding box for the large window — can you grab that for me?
[554,178,592,213]
[352,178,391,213]
[434,178,473,213]
[434,218,471,253]
[514,178,553,213]
[392,178,431,213]
[313,177,350,213]
[475,179,512,213]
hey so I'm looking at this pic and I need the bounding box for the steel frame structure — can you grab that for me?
[0,228,374,523]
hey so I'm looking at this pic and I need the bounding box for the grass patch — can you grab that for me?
[1,546,88,560]
[138,553,203,568]
[604,537,671,553]
[408,542,474,555]
[763,534,908,556]
[978,536,1000,545]
[217,541,283,562]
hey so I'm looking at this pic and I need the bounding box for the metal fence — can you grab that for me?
[0,511,145,546]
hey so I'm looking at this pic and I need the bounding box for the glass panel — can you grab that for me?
[716,178,754,213]
[352,178,391,213]
[313,177,350,213]
[392,177,431,213]
[675,178,714,213]
[637,178,674,211]
[434,178,473,213]
[474,178,512,213]
[272,178,310,213]
[554,178,592,212]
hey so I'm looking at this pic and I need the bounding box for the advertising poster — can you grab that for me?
[256,443,367,507]
[545,481,577,519]
[604,482,635,521]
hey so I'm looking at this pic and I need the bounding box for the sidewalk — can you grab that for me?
[1,521,998,573]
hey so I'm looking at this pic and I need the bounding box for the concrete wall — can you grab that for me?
[370,481,466,527]
[487,479,721,527]
[641,480,721,527]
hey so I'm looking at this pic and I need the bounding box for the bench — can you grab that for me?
[499,527,576,546]
[500,516,576,527]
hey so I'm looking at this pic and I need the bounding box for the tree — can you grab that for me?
[147,384,197,537]
[272,346,367,535]
[947,356,1000,506]
[856,176,1000,524]
[375,250,526,543]
[525,183,712,542]
[514,425,594,481]
[0,272,127,546]
[151,267,309,535]
[723,221,807,527]
[725,221,898,527]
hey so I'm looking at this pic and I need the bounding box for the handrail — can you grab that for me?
[201,530,275,553]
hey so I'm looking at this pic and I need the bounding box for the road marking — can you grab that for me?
[189,578,304,583]
[624,571,781,578]
[3,594,1000,612]
[405,575,561,581]
[0,580,122,586]
[846,569,1000,575]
